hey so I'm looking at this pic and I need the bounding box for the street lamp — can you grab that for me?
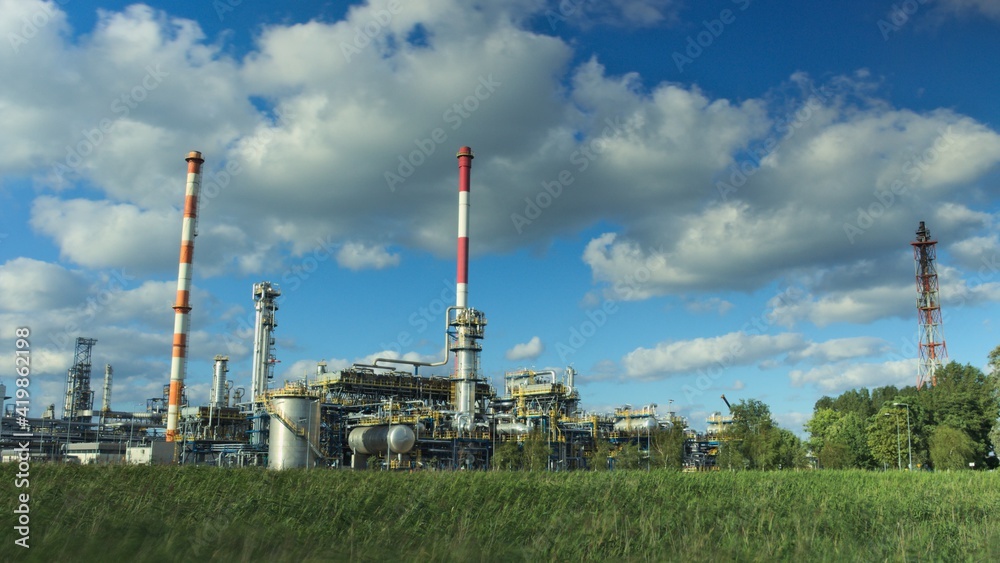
[893,403,913,471]
[883,411,902,470]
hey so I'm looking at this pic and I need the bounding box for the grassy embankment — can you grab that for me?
[2,464,998,562]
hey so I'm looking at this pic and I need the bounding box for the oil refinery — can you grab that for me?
[3,147,734,470]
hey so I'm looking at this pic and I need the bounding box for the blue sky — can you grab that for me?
[2,0,999,434]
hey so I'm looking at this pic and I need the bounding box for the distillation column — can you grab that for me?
[101,364,113,412]
[166,151,204,442]
[210,355,229,409]
[250,281,281,447]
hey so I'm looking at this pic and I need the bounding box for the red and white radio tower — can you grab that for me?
[911,221,947,389]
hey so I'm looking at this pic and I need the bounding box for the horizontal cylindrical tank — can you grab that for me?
[348,425,415,455]
[496,422,529,435]
[268,395,321,470]
[614,416,657,433]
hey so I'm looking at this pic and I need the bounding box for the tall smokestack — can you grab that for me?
[166,151,204,442]
[456,147,473,309]
[450,147,485,433]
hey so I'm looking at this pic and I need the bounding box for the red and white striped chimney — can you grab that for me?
[166,151,204,443]
[456,146,473,309]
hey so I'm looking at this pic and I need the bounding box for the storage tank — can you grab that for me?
[268,393,321,470]
[614,416,657,433]
[348,425,416,455]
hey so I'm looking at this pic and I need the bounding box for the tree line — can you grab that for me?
[806,348,1000,470]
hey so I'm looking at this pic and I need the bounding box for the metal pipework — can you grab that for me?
[210,355,229,409]
[166,151,203,443]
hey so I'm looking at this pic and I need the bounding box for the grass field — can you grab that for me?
[2,465,998,562]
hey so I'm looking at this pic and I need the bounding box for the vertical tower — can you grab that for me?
[450,147,486,432]
[63,337,97,421]
[210,355,229,409]
[250,281,281,447]
[912,221,947,389]
[166,151,204,442]
[101,364,113,412]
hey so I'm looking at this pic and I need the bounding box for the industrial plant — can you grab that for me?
[1,147,941,471]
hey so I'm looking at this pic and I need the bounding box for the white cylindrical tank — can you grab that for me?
[496,422,529,435]
[348,425,416,455]
[268,394,320,470]
[614,416,657,433]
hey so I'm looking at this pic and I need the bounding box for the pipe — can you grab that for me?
[364,305,462,371]
[166,151,203,443]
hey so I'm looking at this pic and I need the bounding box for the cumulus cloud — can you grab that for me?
[506,336,544,361]
[789,359,915,393]
[785,337,891,364]
[621,332,806,380]
[336,242,401,271]
[0,257,86,312]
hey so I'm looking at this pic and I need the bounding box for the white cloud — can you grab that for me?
[0,258,86,312]
[785,337,891,364]
[506,336,544,361]
[336,242,401,271]
[789,359,915,393]
[621,331,806,380]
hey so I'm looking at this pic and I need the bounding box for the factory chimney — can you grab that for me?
[166,151,204,443]
[450,147,486,432]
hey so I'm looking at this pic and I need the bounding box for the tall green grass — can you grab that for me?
[2,465,998,562]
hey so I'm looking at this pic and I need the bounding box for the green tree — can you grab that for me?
[586,438,613,471]
[724,399,804,470]
[818,440,852,469]
[521,430,551,471]
[867,406,906,470]
[491,439,522,470]
[918,362,998,461]
[614,442,642,470]
[928,425,977,470]
[648,425,686,470]
[716,439,747,471]
[771,428,808,470]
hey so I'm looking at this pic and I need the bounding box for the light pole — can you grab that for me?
[894,403,912,471]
